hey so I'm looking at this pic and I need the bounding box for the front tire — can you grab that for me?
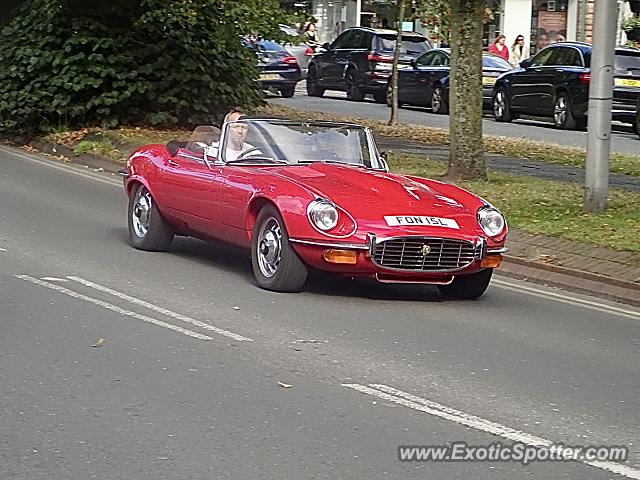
[128,183,174,251]
[437,269,493,300]
[345,70,364,101]
[493,87,513,122]
[306,67,325,97]
[251,205,308,292]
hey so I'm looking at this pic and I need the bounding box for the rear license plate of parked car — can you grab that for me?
[384,216,460,229]
[482,76,497,85]
[615,78,640,87]
[260,74,281,81]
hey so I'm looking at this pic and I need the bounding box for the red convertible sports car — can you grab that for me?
[122,118,507,299]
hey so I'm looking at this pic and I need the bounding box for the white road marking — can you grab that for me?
[344,383,640,479]
[41,277,68,282]
[67,275,253,342]
[15,275,213,341]
[492,278,640,321]
[0,145,120,187]
[0,247,6,251]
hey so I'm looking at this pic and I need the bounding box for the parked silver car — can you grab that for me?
[280,24,314,79]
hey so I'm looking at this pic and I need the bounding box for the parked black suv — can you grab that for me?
[492,42,640,130]
[306,27,432,102]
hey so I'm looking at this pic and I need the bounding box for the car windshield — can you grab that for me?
[482,54,512,69]
[376,35,431,55]
[221,120,382,168]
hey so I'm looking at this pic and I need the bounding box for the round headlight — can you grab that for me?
[308,201,339,231]
[477,207,505,237]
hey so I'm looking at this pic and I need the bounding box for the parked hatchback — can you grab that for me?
[492,42,640,129]
[247,39,301,98]
[389,49,512,113]
[306,27,432,102]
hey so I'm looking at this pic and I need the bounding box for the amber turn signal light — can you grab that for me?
[323,249,358,264]
[480,255,502,268]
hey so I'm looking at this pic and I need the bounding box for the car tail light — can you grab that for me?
[579,73,591,84]
[282,56,298,64]
[367,52,394,63]
[304,47,314,56]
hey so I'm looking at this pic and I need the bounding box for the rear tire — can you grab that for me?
[345,70,364,101]
[281,86,295,98]
[493,87,513,122]
[431,86,449,114]
[437,269,493,300]
[553,92,578,130]
[306,67,325,97]
[128,184,174,251]
[251,205,308,292]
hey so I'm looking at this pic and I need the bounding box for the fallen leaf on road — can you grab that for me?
[278,382,292,388]
[92,338,105,347]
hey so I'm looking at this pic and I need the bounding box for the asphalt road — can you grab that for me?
[272,85,640,156]
[2,145,640,479]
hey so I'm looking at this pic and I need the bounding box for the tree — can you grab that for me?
[447,0,487,179]
[0,0,287,133]
[387,0,407,126]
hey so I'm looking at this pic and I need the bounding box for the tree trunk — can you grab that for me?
[388,0,406,126]
[447,0,487,180]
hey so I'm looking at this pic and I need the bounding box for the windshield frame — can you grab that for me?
[218,119,387,170]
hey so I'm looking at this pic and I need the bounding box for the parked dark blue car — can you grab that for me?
[247,40,301,98]
[389,48,512,113]
[492,42,640,129]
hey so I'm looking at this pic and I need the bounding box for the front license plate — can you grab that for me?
[259,73,281,81]
[615,78,640,87]
[384,216,460,229]
[482,76,497,86]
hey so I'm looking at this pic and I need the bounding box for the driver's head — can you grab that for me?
[225,109,248,147]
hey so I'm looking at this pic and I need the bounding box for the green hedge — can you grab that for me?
[0,0,286,133]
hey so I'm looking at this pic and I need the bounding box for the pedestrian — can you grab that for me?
[304,22,320,49]
[488,34,510,63]
[509,34,529,67]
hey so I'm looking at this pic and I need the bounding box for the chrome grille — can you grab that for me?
[372,237,479,271]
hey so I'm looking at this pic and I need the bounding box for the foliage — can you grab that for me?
[416,0,493,43]
[622,15,640,32]
[0,0,288,133]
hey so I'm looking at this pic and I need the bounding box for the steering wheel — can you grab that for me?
[233,147,263,161]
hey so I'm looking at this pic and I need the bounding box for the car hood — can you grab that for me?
[270,163,484,231]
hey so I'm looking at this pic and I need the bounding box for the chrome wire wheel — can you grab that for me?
[132,187,152,238]
[494,90,505,118]
[554,96,567,127]
[257,217,282,278]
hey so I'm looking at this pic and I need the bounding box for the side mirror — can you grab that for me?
[410,58,417,68]
[520,58,532,69]
[321,42,330,50]
[379,151,389,171]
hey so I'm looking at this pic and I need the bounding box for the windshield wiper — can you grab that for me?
[226,157,288,165]
[299,159,365,168]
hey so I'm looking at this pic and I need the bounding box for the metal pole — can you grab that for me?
[584,0,617,213]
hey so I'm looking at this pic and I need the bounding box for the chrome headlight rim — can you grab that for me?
[477,206,506,237]
[307,199,339,231]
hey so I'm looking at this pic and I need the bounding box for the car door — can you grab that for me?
[160,147,221,235]
[426,51,451,106]
[318,31,353,87]
[334,29,364,87]
[400,50,437,106]
[508,47,555,111]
